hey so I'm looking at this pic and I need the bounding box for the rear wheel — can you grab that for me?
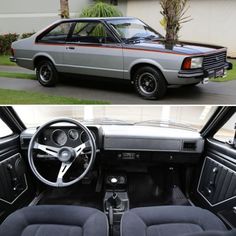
[133,66,167,100]
[36,60,58,87]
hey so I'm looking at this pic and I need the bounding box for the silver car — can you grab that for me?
[10,17,232,99]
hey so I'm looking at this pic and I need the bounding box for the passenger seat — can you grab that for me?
[121,206,234,236]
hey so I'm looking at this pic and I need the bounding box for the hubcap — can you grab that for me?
[138,72,157,94]
[39,64,52,82]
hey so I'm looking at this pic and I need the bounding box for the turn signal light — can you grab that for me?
[182,58,192,70]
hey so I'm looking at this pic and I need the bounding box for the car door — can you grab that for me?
[63,20,124,79]
[196,107,236,229]
[35,21,74,69]
[0,107,35,223]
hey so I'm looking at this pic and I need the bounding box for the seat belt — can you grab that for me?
[233,123,236,148]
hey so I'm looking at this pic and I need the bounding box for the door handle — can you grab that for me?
[209,167,218,187]
[66,46,75,50]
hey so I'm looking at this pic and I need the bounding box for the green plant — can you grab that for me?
[80,0,122,18]
[21,32,35,39]
[0,32,35,55]
[0,33,19,55]
[160,0,191,47]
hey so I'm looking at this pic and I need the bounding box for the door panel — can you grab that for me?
[198,156,236,206]
[63,44,124,78]
[196,139,236,228]
[0,135,35,223]
[0,153,28,204]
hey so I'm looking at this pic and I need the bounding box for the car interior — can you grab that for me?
[0,106,235,236]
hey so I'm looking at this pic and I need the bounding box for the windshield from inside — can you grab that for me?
[107,18,162,42]
[14,106,217,132]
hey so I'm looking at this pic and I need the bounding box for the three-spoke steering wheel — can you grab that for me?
[28,118,96,187]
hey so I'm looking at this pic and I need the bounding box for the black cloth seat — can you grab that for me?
[0,205,108,236]
[121,206,228,236]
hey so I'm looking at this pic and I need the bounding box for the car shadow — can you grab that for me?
[60,75,205,101]
[59,75,134,94]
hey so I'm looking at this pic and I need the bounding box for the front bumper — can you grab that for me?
[10,56,17,63]
[178,62,233,79]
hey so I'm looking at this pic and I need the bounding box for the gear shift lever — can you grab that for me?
[108,177,121,209]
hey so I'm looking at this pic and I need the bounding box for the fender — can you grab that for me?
[126,59,165,80]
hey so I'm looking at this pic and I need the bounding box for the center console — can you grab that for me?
[103,174,129,234]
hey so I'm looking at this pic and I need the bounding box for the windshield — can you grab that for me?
[107,18,162,42]
[14,106,217,132]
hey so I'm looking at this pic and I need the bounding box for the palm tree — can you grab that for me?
[160,0,191,47]
[60,0,70,19]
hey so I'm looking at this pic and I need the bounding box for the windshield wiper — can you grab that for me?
[124,37,142,44]
[125,35,164,44]
[134,120,197,131]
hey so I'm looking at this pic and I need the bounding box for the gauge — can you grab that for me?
[80,130,96,143]
[68,129,79,140]
[51,129,67,146]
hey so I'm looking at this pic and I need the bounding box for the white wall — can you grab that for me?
[125,0,236,57]
[0,0,93,34]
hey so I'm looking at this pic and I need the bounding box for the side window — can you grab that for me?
[38,22,73,43]
[214,113,236,143]
[0,119,13,138]
[70,21,116,44]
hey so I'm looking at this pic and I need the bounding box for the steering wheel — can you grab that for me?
[28,118,96,187]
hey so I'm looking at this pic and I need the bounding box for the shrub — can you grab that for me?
[0,32,35,55]
[21,32,35,39]
[0,33,19,55]
[80,0,122,18]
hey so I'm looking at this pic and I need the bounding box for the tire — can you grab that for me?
[36,60,58,87]
[133,66,167,100]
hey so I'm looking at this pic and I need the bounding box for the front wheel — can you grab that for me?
[133,66,167,100]
[36,60,58,87]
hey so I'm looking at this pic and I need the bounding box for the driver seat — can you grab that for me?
[0,205,108,236]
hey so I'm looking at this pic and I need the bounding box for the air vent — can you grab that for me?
[20,137,30,149]
[183,141,197,151]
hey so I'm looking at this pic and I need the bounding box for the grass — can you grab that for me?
[0,71,35,80]
[210,59,236,82]
[0,55,16,66]
[0,88,109,104]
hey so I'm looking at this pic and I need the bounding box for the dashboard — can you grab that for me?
[21,126,101,150]
[20,124,204,163]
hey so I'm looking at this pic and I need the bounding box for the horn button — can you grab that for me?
[58,147,75,163]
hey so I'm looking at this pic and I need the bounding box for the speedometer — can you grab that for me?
[51,129,67,146]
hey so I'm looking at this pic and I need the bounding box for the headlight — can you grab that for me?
[182,57,203,69]
[191,57,203,69]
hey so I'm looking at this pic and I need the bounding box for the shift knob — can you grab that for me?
[110,177,118,185]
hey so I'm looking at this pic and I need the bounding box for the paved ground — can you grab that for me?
[0,66,236,104]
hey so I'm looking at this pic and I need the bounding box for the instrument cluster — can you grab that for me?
[39,127,97,147]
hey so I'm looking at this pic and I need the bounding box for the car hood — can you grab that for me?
[127,40,226,55]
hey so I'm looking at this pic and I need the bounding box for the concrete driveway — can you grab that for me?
[0,66,236,104]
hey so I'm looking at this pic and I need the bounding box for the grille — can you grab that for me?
[203,51,226,70]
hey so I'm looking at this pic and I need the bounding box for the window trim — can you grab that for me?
[36,21,74,44]
[213,112,236,144]
[36,19,121,45]
[67,20,118,45]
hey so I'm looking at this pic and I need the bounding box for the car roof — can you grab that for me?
[60,17,137,22]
